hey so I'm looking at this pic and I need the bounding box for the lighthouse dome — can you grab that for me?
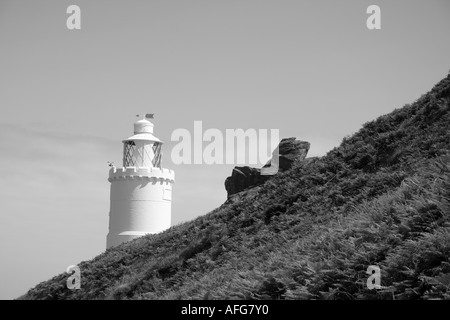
[134,119,154,134]
[123,118,161,143]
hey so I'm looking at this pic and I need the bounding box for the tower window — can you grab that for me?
[123,141,136,167]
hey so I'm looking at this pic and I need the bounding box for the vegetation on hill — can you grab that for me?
[19,73,450,300]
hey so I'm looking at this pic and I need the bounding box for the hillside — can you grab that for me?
[19,73,450,300]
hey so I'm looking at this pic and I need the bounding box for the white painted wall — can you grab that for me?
[106,167,175,249]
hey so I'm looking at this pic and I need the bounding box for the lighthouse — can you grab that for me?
[106,115,175,249]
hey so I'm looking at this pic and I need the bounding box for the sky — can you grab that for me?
[1,0,449,300]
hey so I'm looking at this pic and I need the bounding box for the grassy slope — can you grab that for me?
[20,74,450,300]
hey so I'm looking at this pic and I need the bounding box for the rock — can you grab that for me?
[264,138,310,172]
[225,138,310,197]
[224,167,269,198]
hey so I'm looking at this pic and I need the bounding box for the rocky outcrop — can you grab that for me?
[225,138,310,197]
[264,137,311,172]
[224,166,269,198]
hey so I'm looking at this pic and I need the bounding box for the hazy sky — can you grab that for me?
[1,0,449,300]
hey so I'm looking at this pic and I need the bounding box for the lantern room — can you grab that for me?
[122,117,163,168]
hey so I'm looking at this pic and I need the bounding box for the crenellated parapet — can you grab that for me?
[108,166,175,183]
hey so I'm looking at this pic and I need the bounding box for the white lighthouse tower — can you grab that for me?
[106,115,175,249]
